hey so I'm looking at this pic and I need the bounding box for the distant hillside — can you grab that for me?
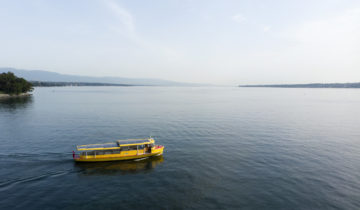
[0,68,197,86]
[239,83,360,88]
[31,81,134,87]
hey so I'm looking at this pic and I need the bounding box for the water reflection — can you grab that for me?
[0,95,33,110]
[75,155,164,175]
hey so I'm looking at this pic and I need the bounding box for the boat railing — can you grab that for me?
[72,151,80,159]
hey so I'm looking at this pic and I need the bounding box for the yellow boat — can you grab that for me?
[73,137,164,162]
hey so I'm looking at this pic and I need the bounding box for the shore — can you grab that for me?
[0,93,32,98]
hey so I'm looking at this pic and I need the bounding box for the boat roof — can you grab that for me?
[117,138,152,146]
[77,138,154,151]
[77,143,119,151]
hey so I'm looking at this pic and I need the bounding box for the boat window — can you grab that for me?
[120,146,129,151]
[112,149,121,154]
[138,145,145,149]
[95,151,104,155]
[104,150,113,155]
[120,146,138,151]
[87,151,95,156]
[89,149,121,155]
[129,146,137,150]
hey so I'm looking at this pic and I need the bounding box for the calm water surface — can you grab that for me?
[0,87,360,209]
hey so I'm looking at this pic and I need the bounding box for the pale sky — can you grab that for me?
[0,0,360,85]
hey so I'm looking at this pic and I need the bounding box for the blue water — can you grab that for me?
[0,87,360,209]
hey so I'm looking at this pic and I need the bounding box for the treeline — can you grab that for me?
[239,83,360,88]
[0,72,33,95]
[31,81,134,87]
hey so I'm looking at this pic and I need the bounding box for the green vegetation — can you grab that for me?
[0,72,33,95]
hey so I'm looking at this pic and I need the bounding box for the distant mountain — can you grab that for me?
[30,81,133,87]
[0,68,198,86]
[239,83,360,88]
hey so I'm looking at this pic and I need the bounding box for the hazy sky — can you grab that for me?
[1,0,360,85]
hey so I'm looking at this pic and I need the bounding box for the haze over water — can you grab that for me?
[1,87,360,209]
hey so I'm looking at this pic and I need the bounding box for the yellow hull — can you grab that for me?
[74,146,164,162]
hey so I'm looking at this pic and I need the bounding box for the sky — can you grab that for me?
[0,0,360,85]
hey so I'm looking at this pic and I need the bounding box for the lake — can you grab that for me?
[0,86,360,209]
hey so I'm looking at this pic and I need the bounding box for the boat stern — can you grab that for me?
[72,151,81,161]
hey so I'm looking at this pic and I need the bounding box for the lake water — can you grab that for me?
[0,87,360,209]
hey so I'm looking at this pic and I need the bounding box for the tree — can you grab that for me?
[0,72,33,95]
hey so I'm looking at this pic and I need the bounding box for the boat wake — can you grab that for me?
[0,169,75,192]
[134,157,149,161]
